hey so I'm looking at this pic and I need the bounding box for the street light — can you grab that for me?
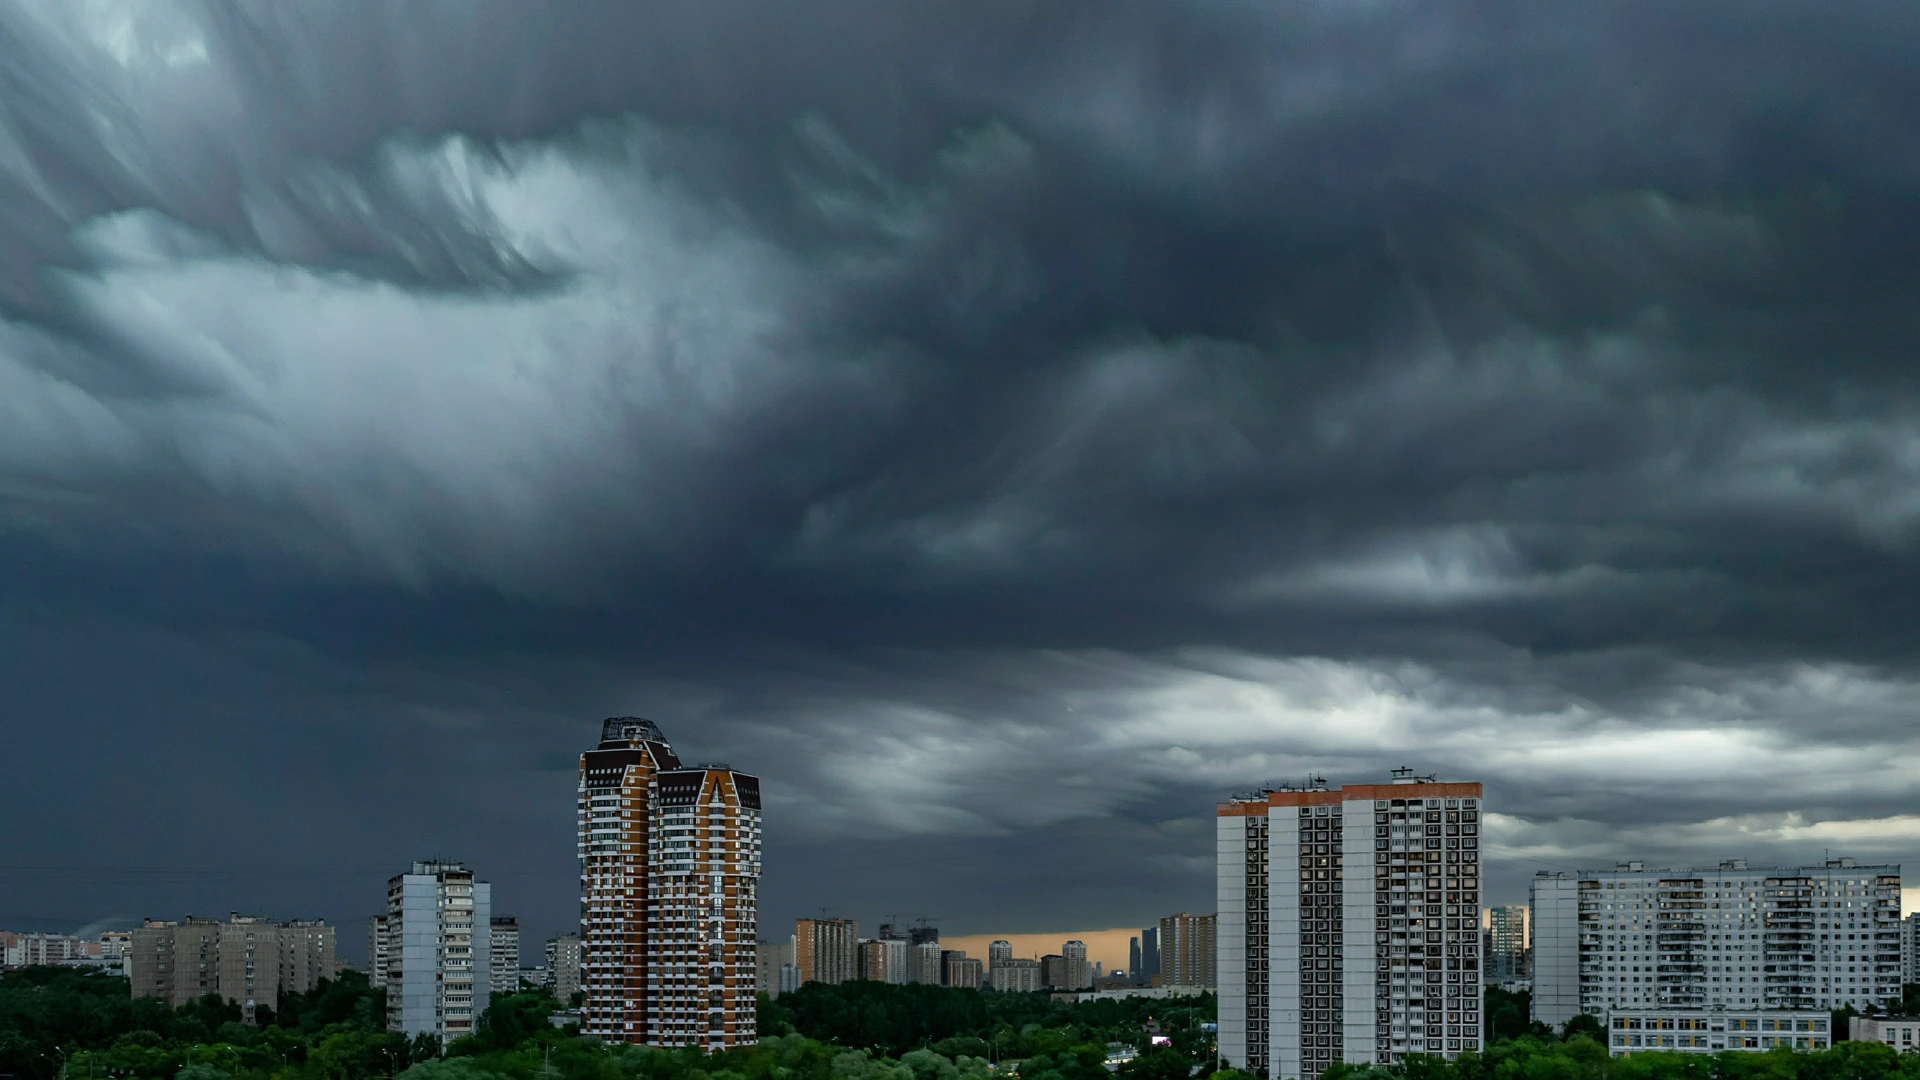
[381,1050,398,1080]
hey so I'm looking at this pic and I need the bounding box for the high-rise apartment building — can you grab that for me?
[945,953,983,989]
[577,717,761,1048]
[1218,772,1485,1080]
[129,915,335,1022]
[990,957,1041,992]
[911,941,945,985]
[548,935,582,1002]
[368,916,390,984]
[795,918,858,985]
[1159,914,1217,989]
[859,937,908,984]
[1062,940,1093,990]
[1040,954,1067,989]
[989,939,1014,971]
[758,937,797,997]
[384,861,491,1040]
[1484,905,1529,983]
[1530,858,1902,1031]
[1903,914,1920,986]
[490,918,520,995]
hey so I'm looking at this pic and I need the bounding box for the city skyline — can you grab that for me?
[8,2,1920,950]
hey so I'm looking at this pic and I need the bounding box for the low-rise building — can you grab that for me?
[1607,1010,1830,1056]
[1852,1016,1920,1051]
[129,915,335,1023]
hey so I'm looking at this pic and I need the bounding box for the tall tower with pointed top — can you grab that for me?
[578,717,761,1048]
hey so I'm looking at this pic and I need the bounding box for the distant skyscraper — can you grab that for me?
[759,937,797,997]
[1141,926,1160,983]
[945,952,983,989]
[1158,914,1216,989]
[547,934,582,1002]
[1129,937,1142,983]
[385,861,491,1040]
[1039,953,1067,989]
[577,717,761,1048]
[489,918,521,995]
[1904,914,1920,985]
[989,939,1014,971]
[1218,773,1484,1079]
[909,923,940,947]
[910,940,944,984]
[860,937,908,983]
[1483,905,1528,983]
[796,918,858,985]
[1062,939,1092,990]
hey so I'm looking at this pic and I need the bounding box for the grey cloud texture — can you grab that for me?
[2,0,1919,944]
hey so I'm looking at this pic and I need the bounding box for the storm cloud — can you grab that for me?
[3,0,1920,950]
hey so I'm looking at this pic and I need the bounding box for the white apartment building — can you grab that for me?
[1530,858,1901,1031]
[1219,772,1484,1080]
[1063,940,1093,991]
[1608,1009,1830,1055]
[384,861,492,1040]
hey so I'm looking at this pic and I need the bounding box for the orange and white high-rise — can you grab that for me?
[578,717,762,1048]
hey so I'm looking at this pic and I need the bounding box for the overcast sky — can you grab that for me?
[4,0,1920,960]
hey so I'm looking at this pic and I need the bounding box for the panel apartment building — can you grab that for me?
[383,861,491,1040]
[1219,772,1484,1080]
[578,717,761,1049]
[1530,858,1902,1030]
[1160,914,1217,988]
[129,915,336,1022]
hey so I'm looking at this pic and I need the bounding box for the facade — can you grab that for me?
[129,916,335,1022]
[910,941,944,984]
[1218,773,1485,1080]
[945,952,983,989]
[1062,940,1093,991]
[1484,905,1529,983]
[1609,1010,1829,1055]
[1904,914,1920,986]
[385,861,491,1040]
[988,940,1014,971]
[1853,1016,1920,1052]
[548,935,582,1003]
[1530,858,1902,1032]
[1040,954,1067,989]
[577,717,761,1048]
[758,938,797,997]
[859,938,908,984]
[1159,914,1217,990]
[490,918,520,995]
[796,918,858,985]
[990,957,1041,992]
[368,916,390,984]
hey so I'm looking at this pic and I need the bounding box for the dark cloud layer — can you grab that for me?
[4,0,1920,951]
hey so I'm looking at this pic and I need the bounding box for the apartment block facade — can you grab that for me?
[384,861,491,1039]
[1609,1009,1830,1055]
[1530,858,1902,1030]
[129,915,335,1022]
[1160,914,1218,989]
[858,937,907,984]
[548,935,582,1002]
[1484,905,1529,983]
[796,918,858,985]
[490,918,520,995]
[990,957,1041,992]
[1218,773,1484,1080]
[577,717,761,1049]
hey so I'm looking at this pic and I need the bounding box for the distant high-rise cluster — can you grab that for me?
[577,717,761,1048]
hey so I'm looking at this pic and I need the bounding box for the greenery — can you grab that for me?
[8,966,1920,1080]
